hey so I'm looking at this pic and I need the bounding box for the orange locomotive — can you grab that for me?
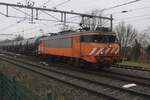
[38,31,121,67]
[0,12,120,68]
[0,30,121,68]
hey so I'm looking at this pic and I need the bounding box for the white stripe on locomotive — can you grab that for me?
[104,48,111,54]
[96,48,104,55]
[89,48,97,55]
[115,48,119,54]
[110,48,116,54]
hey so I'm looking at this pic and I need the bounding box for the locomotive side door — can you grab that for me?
[72,36,81,58]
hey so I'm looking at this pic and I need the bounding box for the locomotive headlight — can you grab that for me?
[109,45,112,48]
[100,52,103,54]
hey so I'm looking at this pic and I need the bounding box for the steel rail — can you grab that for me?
[0,54,150,99]
[0,55,118,100]
[1,50,150,87]
[113,64,150,72]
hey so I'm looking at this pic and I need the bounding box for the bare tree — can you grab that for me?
[80,9,108,31]
[138,27,150,47]
[131,39,141,61]
[115,22,137,47]
[13,34,24,41]
[115,22,137,58]
[146,45,150,55]
[60,24,75,32]
[59,9,108,32]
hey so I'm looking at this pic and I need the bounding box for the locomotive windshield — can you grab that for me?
[80,35,116,43]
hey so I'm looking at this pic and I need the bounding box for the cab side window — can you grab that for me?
[80,35,92,42]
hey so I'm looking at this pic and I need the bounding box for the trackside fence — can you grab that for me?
[0,73,40,100]
[0,73,65,100]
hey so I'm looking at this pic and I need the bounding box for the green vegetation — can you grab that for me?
[146,45,150,55]
[120,61,150,68]
[0,60,49,100]
[0,73,39,100]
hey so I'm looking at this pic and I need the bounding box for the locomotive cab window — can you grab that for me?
[80,35,116,43]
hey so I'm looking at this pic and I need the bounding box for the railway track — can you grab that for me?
[1,49,150,72]
[113,64,150,72]
[60,65,150,87]
[1,50,150,87]
[0,51,150,99]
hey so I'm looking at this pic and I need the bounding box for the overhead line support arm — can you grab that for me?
[0,2,112,20]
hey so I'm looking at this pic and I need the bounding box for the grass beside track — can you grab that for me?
[119,61,150,68]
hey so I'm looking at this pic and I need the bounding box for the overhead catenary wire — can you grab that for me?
[52,0,71,9]
[0,20,22,32]
[12,0,62,33]
[11,5,60,23]
[0,5,89,26]
[0,8,81,36]
[0,2,112,20]
[115,14,150,21]
[38,0,71,19]
[40,10,60,21]
[0,0,146,37]
[101,0,142,11]
[0,10,30,32]
[0,5,32,32]
[7,18,80,36]
[11,6,31,17]
[6,24,50,35]
[13,23,60,37]
[0,11,43,35]
[39,0,52,7]
[0,6,60,34]
[114,17,150,24]
[110,6,150,15]
[7,21,61,35]
[0,14,80,24]
[126,18,150,23]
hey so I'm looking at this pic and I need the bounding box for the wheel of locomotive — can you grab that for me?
[97,63,111,70]
[71,58,79,66]
[64,57,70,64]
[51,56,57,62]
[56,56,62,62]
[60,57,64,63]
[79,60,87,68]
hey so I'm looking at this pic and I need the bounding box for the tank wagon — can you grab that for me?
[0,37,40,55]
[0,30,121,68]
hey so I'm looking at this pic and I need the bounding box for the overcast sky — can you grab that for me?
[0,0,150,40]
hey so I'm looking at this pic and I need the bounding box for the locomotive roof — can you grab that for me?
[41,31,116,40]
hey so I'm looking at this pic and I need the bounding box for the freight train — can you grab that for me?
[0,28,121,68]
